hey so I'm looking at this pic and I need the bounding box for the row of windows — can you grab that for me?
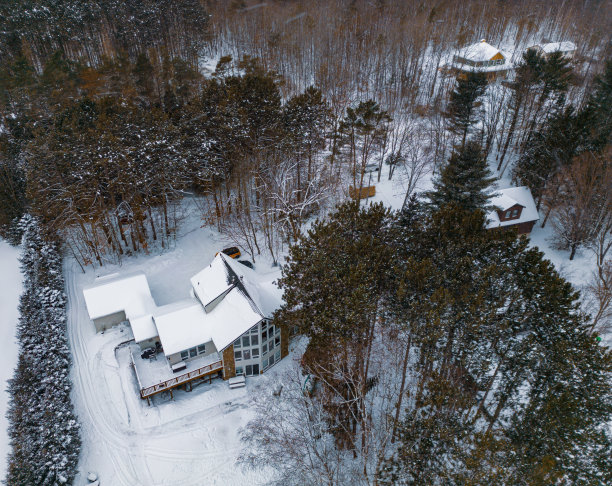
[235,347,260,361]
[455,56,505,68]
[181,344,206,360]
[236,363,260,376]
[504,208,520,219]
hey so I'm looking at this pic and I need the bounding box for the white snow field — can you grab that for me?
[0,240,22,480]
[66,205,280,485]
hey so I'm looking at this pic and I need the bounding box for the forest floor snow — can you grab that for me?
[66,206,283,485]
[65,159,606,484]
[0,241,22,481]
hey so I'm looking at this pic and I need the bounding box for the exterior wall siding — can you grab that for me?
[137,338,160,350]
[93,310,127,332]
[280,324,289,359]
[166,340,217,366]
[223,345,236,380]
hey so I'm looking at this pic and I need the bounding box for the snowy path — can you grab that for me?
[0,241,22,481]
[65,219,274,485]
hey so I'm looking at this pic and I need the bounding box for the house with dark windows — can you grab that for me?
[486,186,539,235]
[83,252,285,403]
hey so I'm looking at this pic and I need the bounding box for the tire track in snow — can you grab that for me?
[65,261,253,486]
[65,262,156,486]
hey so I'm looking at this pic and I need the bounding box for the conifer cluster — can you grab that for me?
[6,215,81,486]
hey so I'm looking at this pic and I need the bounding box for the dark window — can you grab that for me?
[242,336,250,347]
[243,349,251,360]
[263,343,268,354]
[505,210,512,219]
[252,348,260,358]
[234,339,241,349]
[197,344,206,354]
[246,365,253,376]
[189,347,197,358]
[275,336,280,346]
[253,364,260,375]
[269,354,275,366]
[181,351,189,360]
[235,350,242,361]
[262,330,267,341]
[236,367,243,375]
[251,334,259,345]
[512,209,519,218]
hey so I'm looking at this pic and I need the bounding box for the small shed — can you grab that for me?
[486,186,539,235]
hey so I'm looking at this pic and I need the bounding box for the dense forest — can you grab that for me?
[1,1,611,485]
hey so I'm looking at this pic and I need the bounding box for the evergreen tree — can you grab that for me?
[6,215,81,485]
[584,59,612,151]
[512,105,590,209]
[426,141,495,212]
[445,71,488,148]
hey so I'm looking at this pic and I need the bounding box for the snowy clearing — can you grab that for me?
[66,204,282,485]
[0,241,22,481]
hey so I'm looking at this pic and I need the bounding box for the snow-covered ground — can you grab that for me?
[0,241,22,481]
[64,153,604,484]
[66,201,282,485]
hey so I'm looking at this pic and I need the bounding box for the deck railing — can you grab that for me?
[139,359,223,399]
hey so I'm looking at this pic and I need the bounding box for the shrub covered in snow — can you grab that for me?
[6,215,80,485]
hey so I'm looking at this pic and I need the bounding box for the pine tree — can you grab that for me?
[445,71,488,148]
[584,59,612,151]
[426,141,495,212]
[6,215,81,485]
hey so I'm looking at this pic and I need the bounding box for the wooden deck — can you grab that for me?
[138,359,223,401]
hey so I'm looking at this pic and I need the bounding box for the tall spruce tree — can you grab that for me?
[584,59,612,151]
[445,71,488,148]
[426,141,495,212]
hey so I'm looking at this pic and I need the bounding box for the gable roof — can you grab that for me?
[188,253,284,351]
[190,255,234,308]
[83,271,156,321]
[486,186,539,229]
[153,300,212,357]
[459,40,505,62]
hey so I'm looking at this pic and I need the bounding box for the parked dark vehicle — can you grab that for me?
[238,260,254,269]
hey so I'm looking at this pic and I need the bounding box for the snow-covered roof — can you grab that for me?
[83,271,156,321]
[486,186,539,229]
[458,40,505,62]
[540,41,576,53]
[190,255,234,308]
[220,253,284,318]
[208,287,264,352]
[129,314,158,344]
[490,192,523,212]
[153,300,212,357]
[187,253,283,351]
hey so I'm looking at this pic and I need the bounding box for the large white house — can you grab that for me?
[83,253,285,401]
